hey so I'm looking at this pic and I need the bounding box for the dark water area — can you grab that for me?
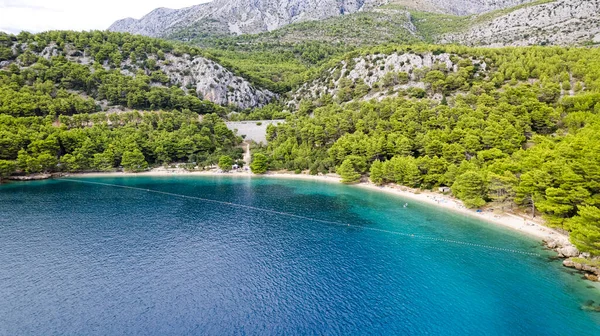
[1,176,599,335]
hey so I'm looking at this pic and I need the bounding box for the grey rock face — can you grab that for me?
[291,51,487,104]
[557,245,580,258]
[108,0,535,38]
[159,54,275,108]
[443,0,600,46]
[109,5,209,37]
[109,0,597,47]
[545,240,558,249]
[563,258,600,281]
[109,0,386,37]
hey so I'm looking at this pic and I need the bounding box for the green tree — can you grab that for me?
[487,172,518,210]
[370,160,384,185]
[250,153,269,174]
[92,149,115,171]
[569,206,600,255]
[121,149,148,173]
[452,171,487,208]
[337,158,361,184]
[0,160,16,181]
[218,155,234,172]
[516,170,551,218]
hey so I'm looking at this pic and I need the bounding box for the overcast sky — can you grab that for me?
[0,0,209,34]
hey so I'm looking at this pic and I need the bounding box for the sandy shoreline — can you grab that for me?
[357,183,570,245]
[60,168,571,246]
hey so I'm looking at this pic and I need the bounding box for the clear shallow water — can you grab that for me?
[1,176,600,335]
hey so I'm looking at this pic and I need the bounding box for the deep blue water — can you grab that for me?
[1,176,600,335]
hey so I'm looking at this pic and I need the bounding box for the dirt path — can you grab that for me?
[243,141,251,167]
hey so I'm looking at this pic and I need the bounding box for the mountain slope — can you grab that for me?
[188,9,419,46]
[109,0,599,47]
[441,0,600,46]
[0,31,274,111]
[109,0,386,38]
[228,0,599,47]
[387,0,535,15]
[108,0,535,39]
[290,49,489,105]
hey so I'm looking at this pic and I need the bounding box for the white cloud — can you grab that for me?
[0,0,209,34]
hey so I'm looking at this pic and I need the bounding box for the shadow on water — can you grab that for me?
[562,268,581,276]
[582,300,600,313]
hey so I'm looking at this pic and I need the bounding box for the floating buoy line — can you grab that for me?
[60,178,541,257]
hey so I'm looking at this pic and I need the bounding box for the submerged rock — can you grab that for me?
[581,300,600,312]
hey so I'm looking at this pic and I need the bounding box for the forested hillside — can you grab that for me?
[0,31,255,181]
[160,0,599,98]
[172,10,419,47]
[0,111,242,177]
[259,45,600,254]
[0,31,274,113]
[1,29,600,256]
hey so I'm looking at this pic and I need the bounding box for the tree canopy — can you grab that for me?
[3,32,600,256]
[261,45,600,255]
[0,111,242,174]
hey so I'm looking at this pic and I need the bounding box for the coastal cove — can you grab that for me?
[3,2,600,334]
[2,175,600,334]
[62,170,573,246]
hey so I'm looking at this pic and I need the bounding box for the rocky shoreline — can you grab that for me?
[7,173,52,181]
[563,259,600,282]
[544,238,600,282]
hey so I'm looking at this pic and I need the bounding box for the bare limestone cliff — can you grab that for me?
[158,53,275,108]
[109,0,386,37]
[108,0,536,38]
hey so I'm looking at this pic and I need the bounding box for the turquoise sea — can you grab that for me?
[1,176,600,335]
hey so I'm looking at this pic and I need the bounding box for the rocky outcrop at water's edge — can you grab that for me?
[7,174,52,181]
[544,237,600,282]
[543,236,600,282]
[563,258,600,282]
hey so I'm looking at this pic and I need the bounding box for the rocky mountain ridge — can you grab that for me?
[109,0,535,38]
[442,0,600,46]
[109,0,385,37]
